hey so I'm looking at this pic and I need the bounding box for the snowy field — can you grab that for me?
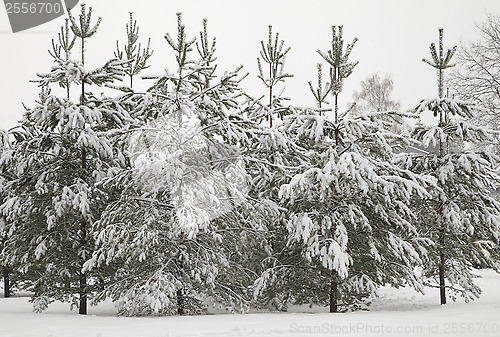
[0,270,499,337]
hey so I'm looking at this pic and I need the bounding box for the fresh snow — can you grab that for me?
[1,269,499,337]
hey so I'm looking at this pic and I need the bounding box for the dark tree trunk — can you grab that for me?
[439,251,447,305]
[2,267,10,298]
[329,279,338,313]
[78,145,88,315]
[177,288,184,315]
[80,36,85,106]
[78,219,88,315]
[79,271,87,315]
[438,221,447,305]
[98,275,105,291]
[333,94,340,146]
[269,62,273,128]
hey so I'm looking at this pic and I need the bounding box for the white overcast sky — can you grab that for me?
[1,0,500,130]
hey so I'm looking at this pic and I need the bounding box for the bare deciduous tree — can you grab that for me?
[449,13,500,136]
[352,73,400,113]
[352,73,404,133]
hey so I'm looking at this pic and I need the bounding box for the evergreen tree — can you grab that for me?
[256,25,293,126]
[0,219,8,298]
[318,26,358,126]
[398,28,500,304]
[114,12,153,88]
[0,5,131,314]
[244,25,313,312]
[308,63,331,109]
[84,13,276,316]
[0,129,12,298]
[254,26,433,313]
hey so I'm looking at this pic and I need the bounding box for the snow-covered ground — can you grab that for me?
[1,269,499,337]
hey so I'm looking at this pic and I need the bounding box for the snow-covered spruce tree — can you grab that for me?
[0,5,131,314]
[398,28,500,304]
[84,13,277,316]
[254,25,434,313]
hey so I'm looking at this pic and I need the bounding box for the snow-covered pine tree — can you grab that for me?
[398,28,500,304]
[0,227,9,299]
[0,5,131,314]
[84,13,277,316]
[256,25,293,127]
[308,63,331,109]
[318,26,357,127]
[0,129,12,299]
[254,25,434,313]
[114,12,153,88]
[238,25,318,312]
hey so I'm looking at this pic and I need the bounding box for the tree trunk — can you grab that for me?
[80,36,85,106]
[329,279,338,313]
[2,267,10,298]
[78,218,88,315]
[177,288,184,315]
[269,62,273,128]
[79,271,87,315]
[334,94,339,146]
[439,251,447,305]
[438,215,447,305]
[79,145,88,315]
